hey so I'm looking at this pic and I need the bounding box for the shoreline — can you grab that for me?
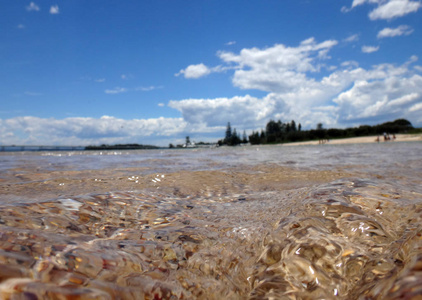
[281,133,422,146]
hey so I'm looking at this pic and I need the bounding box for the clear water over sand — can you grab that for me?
[0,143,421,299]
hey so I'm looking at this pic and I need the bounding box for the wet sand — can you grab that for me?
[282,133,422,146]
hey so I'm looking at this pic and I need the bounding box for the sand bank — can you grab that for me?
[282,133,422,146]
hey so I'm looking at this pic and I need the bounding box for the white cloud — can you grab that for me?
[352,0,379,8]
[334,74,422,122]
[26,2,40,11]
[409,102,422,112]
[168,62,422,131]
[50,5,59,14]
[17,24,25,29]
[344,34,359,42]
[389,93,419,106]
[341,6,351,13]
[175,63,211,79]
[0,116,188,146]
[362,45,380,53]
[95,78,106,83]
[105,86,161,94]
[105,87,127,94]
[341,61,360,68]
[369,0,421,20]
[218,38,338,93]
[135,86,163,92]
[343,0,421,20]
[169,94,282,128]
[377,25,414,38]
[169,39,421,131]
[225,41,236,46]
[342,0,378,12]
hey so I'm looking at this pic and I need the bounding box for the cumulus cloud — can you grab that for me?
[0,116,187,146]
[342,0,375,12]
[26,2,40,11]
[169,95,282,128]
[217,38,338,93]
[175,63,211,79]
[170,39,422,130]
[343,0,421,20]
[334,74,422,124]
[175,63,236,79]
[369,0,421,20]
[50,5,59,14]
[377,25,414,38]
[341,61,360,68]
[362,45,380,53]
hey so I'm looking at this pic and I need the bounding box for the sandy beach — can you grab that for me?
[282,133,422,146]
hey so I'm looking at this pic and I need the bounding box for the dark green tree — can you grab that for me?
[230,128,241,145]
[242,130,248,143]
[266,120,281,136]
[225,122,232,143]
[260,130,266,141]
[248,131,261,145]
[315,123,326,140]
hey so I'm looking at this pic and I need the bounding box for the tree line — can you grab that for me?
[219,119,415,146]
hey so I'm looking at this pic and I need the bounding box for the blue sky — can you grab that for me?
[1,0,421,146]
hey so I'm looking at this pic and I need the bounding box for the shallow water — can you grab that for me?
[0,143,421,299]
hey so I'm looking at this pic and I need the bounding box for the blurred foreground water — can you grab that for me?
[0,143,421,299]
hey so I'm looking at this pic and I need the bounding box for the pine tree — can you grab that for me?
[242,130,248,143]
[225,122,232,143]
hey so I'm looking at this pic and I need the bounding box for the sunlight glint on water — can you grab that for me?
[0,143,421,299]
